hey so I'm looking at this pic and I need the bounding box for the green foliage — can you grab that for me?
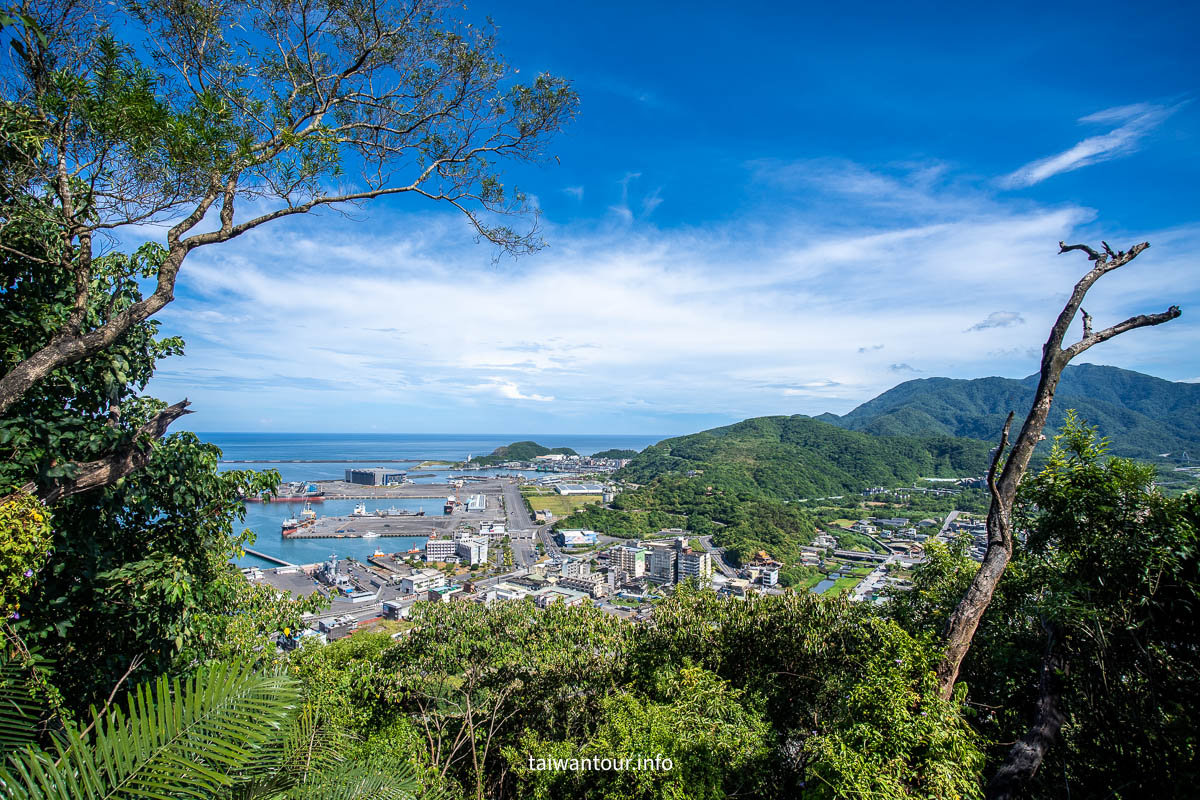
[467,441,578,467]
[508,665,771,800]
[897,412,1200,797]
[553,506,688,540]
[618,415,991,494]
[0,491,51,619]
[1002,413,1200,796]
[593,415,991,565]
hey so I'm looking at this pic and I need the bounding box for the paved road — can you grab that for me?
[697,535,737,577]
[935,509,962,542]
[500,480,545,565]
[502,480,533,528]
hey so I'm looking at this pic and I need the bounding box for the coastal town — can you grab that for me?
[242,450,990,648]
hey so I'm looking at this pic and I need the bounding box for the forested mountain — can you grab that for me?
[618,415,993,496]
[819,364,1200,459]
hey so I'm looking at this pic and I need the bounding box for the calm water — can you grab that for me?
[236,497,433,567]
[195,432,665,567]
[813,573,843,594]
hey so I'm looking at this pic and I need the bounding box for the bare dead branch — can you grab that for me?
[936,240,1179,701]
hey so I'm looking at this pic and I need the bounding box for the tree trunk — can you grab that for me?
[987,625,1067,800]
[935,241,1177,700]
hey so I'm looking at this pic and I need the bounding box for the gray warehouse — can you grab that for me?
[345,467,407,486]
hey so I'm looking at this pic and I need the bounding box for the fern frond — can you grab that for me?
[0,660,299,800]
[0,654,40,757]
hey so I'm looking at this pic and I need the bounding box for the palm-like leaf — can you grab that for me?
[230,708,428,800]
[0,658,39,757]
[0,660,299,799]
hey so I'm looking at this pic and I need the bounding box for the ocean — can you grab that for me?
[195,432,665,567]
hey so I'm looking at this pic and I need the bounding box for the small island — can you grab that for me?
[463,441,578,467]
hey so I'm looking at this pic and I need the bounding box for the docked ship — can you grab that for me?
[377,505,425,517]
[351,502,369,517]
[443,497,456,515]
[362,530,380,539]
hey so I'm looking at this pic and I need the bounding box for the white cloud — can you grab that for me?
[1001,102,1184,188]
[473,379,554,402]
[143,160,1200,431]
[967,311,1025,332]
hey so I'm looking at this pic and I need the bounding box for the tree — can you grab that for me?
[984,416,1200,798]
[1,0,577,497]
[936,241,1180,706]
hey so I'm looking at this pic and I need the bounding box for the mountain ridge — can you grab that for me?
[822,364,1200,458]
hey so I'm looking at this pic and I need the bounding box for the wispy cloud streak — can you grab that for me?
[1001,102,1184,188]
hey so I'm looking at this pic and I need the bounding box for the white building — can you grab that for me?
[559,573,608,598]
[425,537,456,562]
[678,550,712,583]
[484,582,533,603]
[533,585,589,607]
[400,568,445,595]
[556,483,606,495]
[456,537,489,566]
[642,540,677,585]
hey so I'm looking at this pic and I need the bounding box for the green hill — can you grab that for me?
[589,448,640,459]
[825,364,1200,459]
[467,441,577,466]
[618,415,993,496]
[554,416,994,565]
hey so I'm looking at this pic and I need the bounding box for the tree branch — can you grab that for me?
[39,400,193,503]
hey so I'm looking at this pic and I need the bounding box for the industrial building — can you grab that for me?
[555,483,606,495]
[344,467,407,486]
[556,529,598,547]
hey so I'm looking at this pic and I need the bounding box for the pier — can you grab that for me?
[243,548,295,566]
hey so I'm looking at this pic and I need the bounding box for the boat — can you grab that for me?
[382,505,425,517]
[362,531,380,539]
[372,549,386,558]
[351,502,368,517]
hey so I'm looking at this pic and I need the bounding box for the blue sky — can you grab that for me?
[145,0,1200,434]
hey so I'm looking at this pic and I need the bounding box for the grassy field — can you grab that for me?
[827,575,862,597]
[520,489,604,517]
